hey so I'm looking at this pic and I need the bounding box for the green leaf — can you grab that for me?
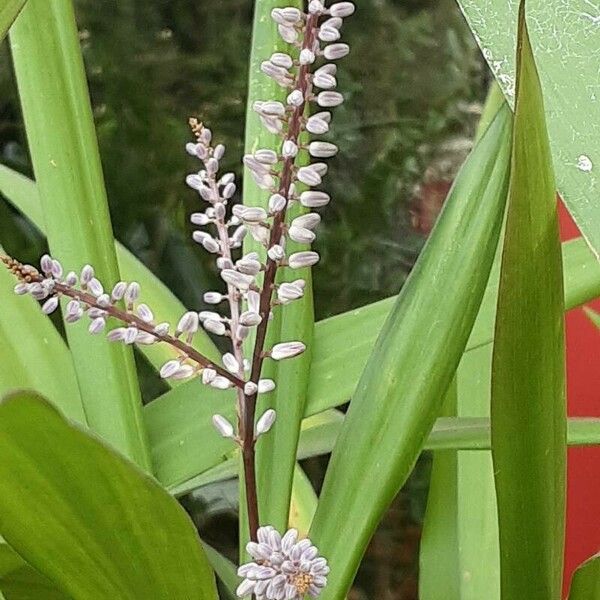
[490,5,566,600]
[456,0,600,259]
[0,165,221,378]
[419,383,461,600]
[0,391,217,600]
[200,544,238,600]
[309,104,513,600]
[288,465,317,537]
[568,553,600,600]
[9,1,149,468]
[0,0,25,39]
[0,542,69,600]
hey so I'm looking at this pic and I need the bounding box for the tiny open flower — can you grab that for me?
[212,414,235,439]
[270,341,306,361]
[237,526,329,600]
[255,409,277,436]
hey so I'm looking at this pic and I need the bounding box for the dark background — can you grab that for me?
[0,1,488,597]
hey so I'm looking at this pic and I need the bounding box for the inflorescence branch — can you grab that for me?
[2,2,354,599]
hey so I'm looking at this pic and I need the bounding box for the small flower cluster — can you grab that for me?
[237,527,329,600]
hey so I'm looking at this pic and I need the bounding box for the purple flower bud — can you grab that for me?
[42,296,59,315]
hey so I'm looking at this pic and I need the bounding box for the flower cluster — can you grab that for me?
[237,527,329,600]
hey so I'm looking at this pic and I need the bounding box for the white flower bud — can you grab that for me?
[14,283,29,295]
[111,281,127,301]
[278,281,306,302]
[213,144,225,160]
[107,327,127,342]
[135,332,157,345]
[297,166,322,186]
[172,364,195,380]
[281,7,302,22]
[259,101,286,117]
[323,43,350,60]
[247,290,261,313]
[222,182,236,199]
[310,162,328,176]
[160,360,181,379]
[268,244,285,262]
[177,311,199,334]
[198,310,222,322]
[288,251,320,268]
[123,327,139,345]
[299,49,316,65]
[240,310,262,326]
[244,381,258,396]
[299,191,330,208]
[214,202,226,220]
[309,0,325,14]
[212,414,235,439]
[270,52,293,69]
[306,116,330,134]
[211,376,233,389]
[282,140,298,158]
[204,319,227,336]
[329,1,355,17]
[186,174,204,191]
[318,26,341,42]
[65,271,78,286]
[202,368,217,384]
[201,236,220,254]
[255,409,277,436]
[137,303,154,323]
[40,254,53,274]
[80,264,94,284]
[271,341,306,360]
[204,292,224,304]
[231,225,247,246]
[287,89,304,107]
[234,206,268,223]
[236,257,262,276]
[316,91,344,107]
[89,317,106,335]
[42,296,59,315]
[125,282,141,304]
[222,353,240,374]
[87,278,104,298]
[221,269,255,291]
[313,72,337,89]
[288,225,316,244]
[255,149,279,165]
[97,294,111,308]
[258,379,276,393]
[269,193,287,213]
[309,141,338,158]
[154,322,170,336]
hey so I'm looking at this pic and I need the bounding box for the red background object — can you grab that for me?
[560,201,600,596]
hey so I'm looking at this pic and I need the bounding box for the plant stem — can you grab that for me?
[241,12,319,542]
[1,255,245,389]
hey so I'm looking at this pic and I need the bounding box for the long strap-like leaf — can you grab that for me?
[0,0,25,40]
[9,1,150,468]
[491,4,566,599]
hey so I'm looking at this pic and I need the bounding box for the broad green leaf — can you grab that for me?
[0,0,25,39]
[0,241,84,422]
[568,553,600,600]
[9,1,149,468]
[491,5,566,600]
[0,165,221,377]
[456,0,600,259]
[0,391,217,600]
[309,104,513,599]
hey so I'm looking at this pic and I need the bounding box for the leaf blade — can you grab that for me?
[490,5,566,599]
[0,391,217,600]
